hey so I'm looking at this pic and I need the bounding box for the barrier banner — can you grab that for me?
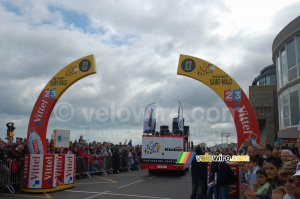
[177,54,260,151]
[28,154,43,188]
[63,154,75,184]
[27,55,97,154]
[55,154,65,185]
[22,155,30,188]
[42,154,56,188]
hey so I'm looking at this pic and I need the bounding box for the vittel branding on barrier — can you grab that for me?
[56,155,65,184]
[29,154,43,188]
[64,155,75,184]
[23,155,30,188]
[42,155,56,188]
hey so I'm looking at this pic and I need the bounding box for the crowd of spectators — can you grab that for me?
[210,137,300,199]
[3,122,300,198]
[0,133,142,176]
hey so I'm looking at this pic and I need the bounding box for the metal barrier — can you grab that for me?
[0,153,142,192]
[0,159,24,193]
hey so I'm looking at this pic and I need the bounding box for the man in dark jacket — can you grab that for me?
[209,154,232,199]
[111,145,120,174]
[190,145,207,199]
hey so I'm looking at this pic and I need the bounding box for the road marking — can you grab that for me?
[65,190,171,199]
[83,191,109,199]
[148,176,156,179]
[44,193,52,198]
[94,176,117,183]
[0,193,52,198]
[118,180,144,188]
[76,181,115,185]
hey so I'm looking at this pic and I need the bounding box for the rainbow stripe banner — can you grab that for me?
[176,152,195,164]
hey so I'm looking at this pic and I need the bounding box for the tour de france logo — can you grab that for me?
[79,59,91,72]
[181,59,196,72]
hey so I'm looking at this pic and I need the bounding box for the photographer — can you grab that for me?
[6,122,15,138]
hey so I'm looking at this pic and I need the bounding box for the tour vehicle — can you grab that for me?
[141,120,190,174]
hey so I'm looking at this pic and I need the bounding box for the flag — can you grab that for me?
[143,103,157,132]
[178,101,184,132]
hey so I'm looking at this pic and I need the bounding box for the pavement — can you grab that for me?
[0,169,192,199]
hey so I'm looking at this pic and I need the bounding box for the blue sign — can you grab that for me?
[233,89,241,101]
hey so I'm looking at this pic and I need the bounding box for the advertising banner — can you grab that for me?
[54,129,70,148]
[41,154,56,188]
[143,103,157,132]
[178,101,184,132]
[55,154,65,185]
[27,55,97,154]
[22,155,30,188]
[28,154,43,188]
[63,154,75,184]
[177,54,260,151]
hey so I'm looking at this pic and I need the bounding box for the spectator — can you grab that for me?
[210,157,232,199]
[265,144,273,157]
[128,139,132,146]
[190,145,207,199]
[0,139,9,160]
[272,186,287,199]
[239,139,253,155]
[253,168,270,198]
[8,144,24,160]
[111,144,120,174]
[257,144,266,167]
[6,122,15,138]
[281,149,293,164]
[264,156,284,199]
[247,145,257,156]
[278,160,300,198]
[245,155,259,189]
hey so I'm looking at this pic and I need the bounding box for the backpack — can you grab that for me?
[226,164,237,184]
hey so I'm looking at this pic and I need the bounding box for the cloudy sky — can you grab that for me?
[0,0,299,147]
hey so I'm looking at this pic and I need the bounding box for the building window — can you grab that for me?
[283,90,290,127]
[287,40,297,81]
[279,94,283,130]
[281,48,288,86]
[259,77,265,85]
[297,36,300,77]
[290,84,299,126]
[277,56,282,88]
[270,74,277,85]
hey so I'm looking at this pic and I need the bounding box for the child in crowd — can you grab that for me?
[264,156,284,199]
[245,155,259,189]
[271,186,286,199]
[253,168,270,198]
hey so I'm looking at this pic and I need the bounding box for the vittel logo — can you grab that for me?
[30,156,41,180]
[43,156,53,181]
[66,156,73,177]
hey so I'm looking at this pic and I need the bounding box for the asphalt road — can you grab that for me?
[0,169,193,199]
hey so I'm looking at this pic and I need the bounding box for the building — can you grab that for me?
[272,15,300,139]
[249,64,278,144]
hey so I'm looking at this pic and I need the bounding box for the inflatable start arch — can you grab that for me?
[177,54,260,151]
